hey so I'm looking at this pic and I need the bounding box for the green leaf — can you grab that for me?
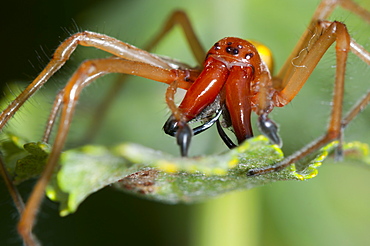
[0,134,29,176]
[1,135,369,216]
[14,142,49,184]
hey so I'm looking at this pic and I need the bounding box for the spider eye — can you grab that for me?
[214,42,221,50]
[226,46,233,53]
[226,46,240,55]
[245,53,254,59]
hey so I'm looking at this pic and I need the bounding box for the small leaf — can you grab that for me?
[1,134,369,216]
[0,134,29,176]
[0,134,49,183]
[42,136,323,215]
[14,142,49,183]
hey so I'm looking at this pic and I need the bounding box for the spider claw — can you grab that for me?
[258,115,282,147]
[334,142,344,161]
[216,119,237,149]
[163,116,193,156]
[176,122,193,157]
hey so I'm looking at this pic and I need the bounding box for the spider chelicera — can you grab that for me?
[0,0,370,245]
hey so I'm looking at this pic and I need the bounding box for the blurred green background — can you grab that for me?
[1,0,370,245]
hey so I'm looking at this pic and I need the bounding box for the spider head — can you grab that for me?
[208,37,261,69]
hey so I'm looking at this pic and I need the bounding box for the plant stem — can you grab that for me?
[190,189,261,246]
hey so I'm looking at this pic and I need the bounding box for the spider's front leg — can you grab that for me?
[0,31,180,131]
[0,14,204,245]
[16,56,197,245]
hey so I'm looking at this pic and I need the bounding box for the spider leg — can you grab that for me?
[163,78,195,156]
[80,10,206,145]
[249,21,351,176]
[0,157,24,214]
[249,17,370,176]
[349,38,370,66]
[277,0,370,85]
[248,0,370,176]
[254,70,282,147]
[342,91,370,128]
[41,54,199,144]
[0,31,187,131]
[144,10,205,64]
[16,56,195,245]
[42,89,63,143]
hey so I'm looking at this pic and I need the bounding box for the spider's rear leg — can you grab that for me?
[249,20,353,176]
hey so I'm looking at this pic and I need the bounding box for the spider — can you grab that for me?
[1,0,370,245]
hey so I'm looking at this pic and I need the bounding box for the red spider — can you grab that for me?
[0,0,369,245]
